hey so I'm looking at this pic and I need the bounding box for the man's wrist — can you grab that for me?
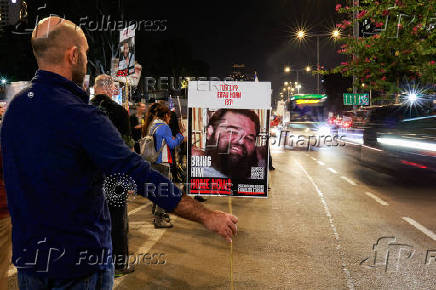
[198,206,213,225]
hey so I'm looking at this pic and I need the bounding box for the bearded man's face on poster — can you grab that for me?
[206,111,258,179]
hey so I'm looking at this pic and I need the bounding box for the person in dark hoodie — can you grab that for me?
[1,16,237,289]
[91,74,134,277]
[0,104,11,290]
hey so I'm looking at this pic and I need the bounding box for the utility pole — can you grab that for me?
[352,0,359,112]
[316,35,320,94]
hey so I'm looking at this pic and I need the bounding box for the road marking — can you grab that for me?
[365,192,389,206]
[328,168,338,174]
[341,176,357,186]
[317,161,325,166]
[113,217,177,288]
[128,203,151,216]
[114,201,174,288]
[402,217,436,241]
[296,161,355,290]
[311,157,317,161]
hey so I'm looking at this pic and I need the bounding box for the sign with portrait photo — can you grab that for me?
[117,25,135,77]
[187,81,271,198]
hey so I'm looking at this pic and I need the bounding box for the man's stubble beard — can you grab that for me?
[207,136,256,180]
[72,54,86,87]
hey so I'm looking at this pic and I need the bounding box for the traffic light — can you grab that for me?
[359,18,375,37]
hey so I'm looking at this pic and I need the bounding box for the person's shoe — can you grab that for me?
[194,196,207,202]
[153,215,173,228]
[114,266,135,278]
[163,213,171,222]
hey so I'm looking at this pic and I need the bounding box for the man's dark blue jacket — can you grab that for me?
[1,70,182,279]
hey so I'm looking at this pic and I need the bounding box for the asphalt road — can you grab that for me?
[8,147,436,289]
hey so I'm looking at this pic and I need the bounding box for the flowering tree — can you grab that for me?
[333,0,435,95]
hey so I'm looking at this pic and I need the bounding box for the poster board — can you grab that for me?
[187,81,271,197]
[117,25,135,77]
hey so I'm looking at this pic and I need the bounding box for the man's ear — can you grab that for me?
[69,46,79,65]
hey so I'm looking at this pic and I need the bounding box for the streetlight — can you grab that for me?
[282,87,286,92]
[284,81,289,86]
[284,66,291,73]
[296,83,302,94]
[0,79,6,84]
[293,28,341,94]
[296,30,306,40]
[305,66,311,72]
[407,93,418,103]
[331,29,341,39]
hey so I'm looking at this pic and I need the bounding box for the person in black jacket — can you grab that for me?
[91,74,134,277]
[130,102,146,154]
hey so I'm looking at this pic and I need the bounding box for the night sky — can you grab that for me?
[124,0,345,94]
[2,0,346,97]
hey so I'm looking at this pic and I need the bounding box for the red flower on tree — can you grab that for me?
[375,22,384,28]
[357,10,367,19]
[335,4,342,11]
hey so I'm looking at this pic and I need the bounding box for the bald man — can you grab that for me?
[1,17,237,289]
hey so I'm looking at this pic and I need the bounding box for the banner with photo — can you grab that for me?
[117,25,135,77]
[187,81,271,198]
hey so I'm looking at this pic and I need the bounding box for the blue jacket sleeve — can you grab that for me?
[157,125,184,150]
[69,104,182,212]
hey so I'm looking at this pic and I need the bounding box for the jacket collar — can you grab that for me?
[32,70,90,104]
[92,94,112,104]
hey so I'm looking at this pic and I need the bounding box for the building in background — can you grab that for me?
[228,64,256,82]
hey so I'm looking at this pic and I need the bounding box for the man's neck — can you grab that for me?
[94,90,109,96]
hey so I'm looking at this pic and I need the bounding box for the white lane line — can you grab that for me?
[311,157,317,161]
[365,192,389,206]
[113,217,178,288]
[402,217,436,241]
[296,161,355,290]
[328,168,338,174]
[128,203,151,216]
[317,161,325,166]
[341,176,357,186]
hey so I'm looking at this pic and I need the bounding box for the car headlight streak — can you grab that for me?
[377,137,436,152]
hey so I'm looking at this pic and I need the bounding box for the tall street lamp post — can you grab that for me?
[295,29,341,94]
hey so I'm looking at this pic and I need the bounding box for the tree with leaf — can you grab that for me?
[332,0,435,96]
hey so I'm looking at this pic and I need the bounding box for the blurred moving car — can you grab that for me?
[343,105,436,177]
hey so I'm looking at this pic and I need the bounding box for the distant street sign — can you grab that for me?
[343,93,369,106]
